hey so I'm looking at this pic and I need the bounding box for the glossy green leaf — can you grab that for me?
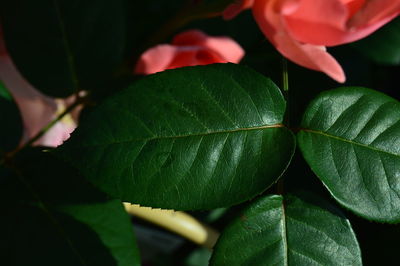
[352,18,400,65]
[0,0,126,97]
[57,64,295,210]
[210,193,362,266]
[0,80,22,152]
[0,151,140,266]
[298,87,400,222]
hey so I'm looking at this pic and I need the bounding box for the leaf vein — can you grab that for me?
[78,124,284,147]
[301,129,399,158]
[199,83,239,127]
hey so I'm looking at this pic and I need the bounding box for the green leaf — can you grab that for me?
[0,0,127,97]
[57,64,295,210]
[298,87,400,222]
[210,193,362,266]
[352,18,400,65]
[0,80,22,152]
[0,151,140,266]
[185,248,212,266]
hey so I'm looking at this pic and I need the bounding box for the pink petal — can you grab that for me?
[0,31,78,147]
[167,47,223,69]
[284,0,400,46]
[135,30,245,74]
[253,0,345,82]
[283,0,351,46]
[202,36,245,63]
[35,119,76,147]
[341,0,366,17]
[0,54,57,144]
[173,30,244,63]
[134,44,178,75]
[348,0,400,38]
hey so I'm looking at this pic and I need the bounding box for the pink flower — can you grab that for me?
[224,0,400,82]
[135,30,245,75]
[0,29,79,148]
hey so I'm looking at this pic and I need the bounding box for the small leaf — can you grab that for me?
[57,64,295,210]
[0,0,127,96]
[0,151,140,266]
[298,87,400,222]
[210,193,362,266]
[0,80,22,152]
[352,18,400,65]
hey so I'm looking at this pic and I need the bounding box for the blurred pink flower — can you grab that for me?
[0,30,78,147]
[135,30,245,75]
[224,0,400,82]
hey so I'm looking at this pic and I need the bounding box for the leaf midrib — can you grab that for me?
[301,128,399,158]
[79,123,285,147]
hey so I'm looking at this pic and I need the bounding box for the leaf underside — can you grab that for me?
[298,87,400,222]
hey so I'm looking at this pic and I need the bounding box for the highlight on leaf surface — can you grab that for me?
[57,63,295,210]
[210,192,362,266]
[298,87,400,222]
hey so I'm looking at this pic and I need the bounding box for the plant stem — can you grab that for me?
[277,57,290,195]
[6,97,84,158]
[53,0,81,96]
[281,57,290,127]
[282,57,289,92]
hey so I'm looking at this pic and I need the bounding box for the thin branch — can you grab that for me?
[277,57,290,195]
[53,0,81,96]
[6,96,85,158]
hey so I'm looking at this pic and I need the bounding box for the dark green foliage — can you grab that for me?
[0,0,127,96]
[0,0,399,264]
[298,87,400,222]
[0,151,140,266]
[352,18,400,65]
[0,81,22,152]
[211,193,362,265]
[57,64,295,210]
